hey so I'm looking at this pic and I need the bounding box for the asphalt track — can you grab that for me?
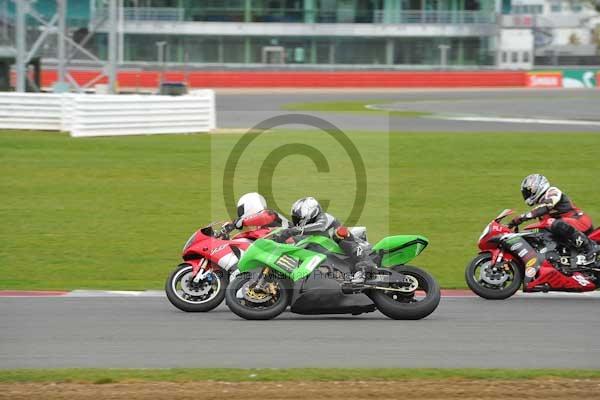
[1,294,599,369]
[216,88,600,132]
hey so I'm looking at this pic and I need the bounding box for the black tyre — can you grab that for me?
[465,253,522,300]
[225,272,291,320]
[369,265,440,320]
[165,263,228,312]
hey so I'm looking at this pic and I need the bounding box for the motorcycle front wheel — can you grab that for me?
[165,263,228,312]
[225,272,291,320]
[465,253,522,300]
[369,265,441,320]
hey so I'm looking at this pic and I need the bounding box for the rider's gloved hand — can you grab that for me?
[508,215,525,229]
[271,227,301,243]
[221,221,237,234]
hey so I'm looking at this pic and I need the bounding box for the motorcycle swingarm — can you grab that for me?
[341,270,411,294]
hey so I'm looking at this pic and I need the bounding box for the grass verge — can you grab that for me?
[282,100,430,117]
[1,130,599,290]
[3,368,600,383]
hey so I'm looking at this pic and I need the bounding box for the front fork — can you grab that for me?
[252,267,271,293]
[191,258,209,283]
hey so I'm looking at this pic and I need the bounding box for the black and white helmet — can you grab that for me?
[520,174,550,206]
[291,197,322,227]
[237,192,267,218]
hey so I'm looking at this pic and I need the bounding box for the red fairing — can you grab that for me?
[182,227,266,274]
[524,218,554,231]
[526,263,596,292]
[589,228,600,243]
[478,220,512,251]
[241,210,277,228]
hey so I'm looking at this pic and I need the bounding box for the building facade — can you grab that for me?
[89,0,499,67]
[499,0,600,66]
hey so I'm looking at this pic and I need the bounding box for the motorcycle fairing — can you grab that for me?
[372,235,429,267]
[295,235,345,255]
[589,228,600,243]
[237,238,326,282]
[526,263,597,292]
[289,255,376,315]
[500,234,541,285]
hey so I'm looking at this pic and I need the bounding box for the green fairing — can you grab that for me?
[238,234,428,281]
[372,235,429,267]
[237,238,326,282]
[295,235,345,254]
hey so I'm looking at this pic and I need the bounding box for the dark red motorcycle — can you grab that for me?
[466,209,600,299]
[165,221,270,312]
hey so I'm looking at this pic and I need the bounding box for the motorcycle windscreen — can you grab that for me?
[372,235,429,267]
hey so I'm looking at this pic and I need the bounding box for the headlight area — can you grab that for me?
[478,225,491,242]
[183,232,198,251]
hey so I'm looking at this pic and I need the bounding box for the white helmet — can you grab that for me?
[237,193,267,218]
[291,197,322,227]
[520,174,550,206]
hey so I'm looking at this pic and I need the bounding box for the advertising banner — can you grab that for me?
[526,71,562,88]
[562,70,597,88]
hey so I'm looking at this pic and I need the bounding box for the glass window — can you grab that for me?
[551,2,561,12]
[502,51,508,62]
[335,38,386,64]
[571,3,582,12]
[522,51,530,62]
[511,52,518,63]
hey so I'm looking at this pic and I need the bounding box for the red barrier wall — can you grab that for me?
[40,70,527,89]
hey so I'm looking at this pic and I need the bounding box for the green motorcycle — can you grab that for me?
[225,230,440,320]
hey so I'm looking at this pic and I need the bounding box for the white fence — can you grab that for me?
[0,91,216,137]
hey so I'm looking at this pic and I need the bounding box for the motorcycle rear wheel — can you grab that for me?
[465,253,522,300]
[369,265,440,320]
[165,263,228,312]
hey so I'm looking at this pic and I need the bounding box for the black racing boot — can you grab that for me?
[572,231,596,266]
[352,259,388,285]
[551,220,596,266]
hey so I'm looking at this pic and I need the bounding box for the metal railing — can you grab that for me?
[373,10,496,24]
[95,7,185,22]
[93,7,495,25]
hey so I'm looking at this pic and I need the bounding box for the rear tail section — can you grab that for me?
[372,235,429,267]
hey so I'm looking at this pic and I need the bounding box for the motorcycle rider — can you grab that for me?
[509,174,596,265]
[272,196,381,284]
[221,192,289,235]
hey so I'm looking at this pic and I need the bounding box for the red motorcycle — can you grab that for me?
[466,209,600,299]
[165,221,270,312]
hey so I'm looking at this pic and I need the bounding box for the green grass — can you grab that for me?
[3,368,600,383]
[1,129,599,290]
[282,100,430,117]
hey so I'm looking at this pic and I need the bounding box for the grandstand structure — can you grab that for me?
[3,0,598,92]
[6,0,500,70]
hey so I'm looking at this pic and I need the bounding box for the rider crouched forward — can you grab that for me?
[272,196,383,284]
[221,192,289,235]
[509,174,596,266]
